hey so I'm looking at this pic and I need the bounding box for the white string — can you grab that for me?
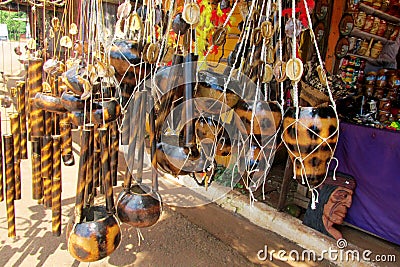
[224,0,257,89]
[136,228,144,246]
[302,0,336,109]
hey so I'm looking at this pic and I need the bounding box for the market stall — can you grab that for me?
[335,122,400,246]
[0,0,399,263]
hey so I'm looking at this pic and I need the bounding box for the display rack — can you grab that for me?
[347,52,391,64]
[350,28,395,45]
[359,3,400,25]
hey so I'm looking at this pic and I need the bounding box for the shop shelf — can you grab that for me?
[359,3,400,25]
[350,28,395,45]
[347,53,391,65]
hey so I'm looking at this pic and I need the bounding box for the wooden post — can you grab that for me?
[325,0,347,73]
[277,156,294,211]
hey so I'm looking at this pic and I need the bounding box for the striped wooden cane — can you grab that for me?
[41,135,53,208]
[16,81,28,159]
[110,121,119,186]
[52,135,62,236]
[74,128,91,224]
[31,137,42,200]
[59,113,74,166]
[4,134,16,238]
[84,124,94,207]
[27,59,44,140]
[10,114,21,200]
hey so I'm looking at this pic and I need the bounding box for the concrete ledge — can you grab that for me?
[215,190,377,267]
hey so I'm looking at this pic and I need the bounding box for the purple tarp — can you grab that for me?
[334,122,400,245]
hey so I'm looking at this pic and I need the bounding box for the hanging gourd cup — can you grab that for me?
[92,98,122,124]
[109,40,149,86]
[117,91,162,227]
[194,70,241,114]
[237,142,269,192]
[60,91,87,111]
[62,65,90,96]
[155,54,213,177]
[66,128,121,262]
[34,92,68,114]
[234,99,282,143]
[117,183,161,228]
[281,106,339,187]
[194,117,232,168]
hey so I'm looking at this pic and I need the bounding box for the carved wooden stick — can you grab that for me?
[84,124,95,207]
[4,134,16,238]
[110,121,119,187]
[31,137,42,200]
[74,128,90,224]
[17,81,28,159]
[42,135,53,208]
[93,127,100,188]
[99,126,115,214]
[59,114,74,166]
[52,135,62,236]
[27,59,43,141]
[10,114,21,200]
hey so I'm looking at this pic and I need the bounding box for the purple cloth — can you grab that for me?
[334,122,400,245]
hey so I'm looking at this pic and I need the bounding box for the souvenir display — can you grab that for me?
[1,0,399,261]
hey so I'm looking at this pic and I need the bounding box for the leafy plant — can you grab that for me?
[213,164,242,188]
[0,10,27,40]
